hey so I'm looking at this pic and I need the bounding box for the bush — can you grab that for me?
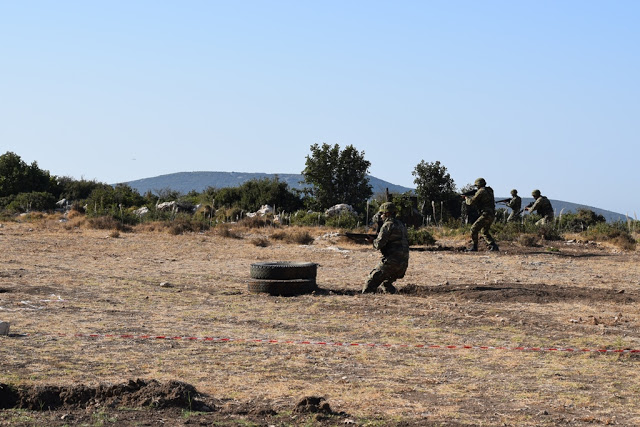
[290,211,325,227]
[407,227,436,246]
[87,216,130,231]
[4,192,56,213]
[214,224,242,239]
[325,211,360,229]
[493,222,526,241]
[584,223,636,251]
[167,217,205,235]
[517,234,540,247]
[558,209,606,232]
[270,228,314,245]
[251,236,270,247]
[238,215,276,229]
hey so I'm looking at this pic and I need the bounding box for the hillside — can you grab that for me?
[122,171,626,222]
[123,171,413,197]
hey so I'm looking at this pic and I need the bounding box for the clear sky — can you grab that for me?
[1,1,638,216]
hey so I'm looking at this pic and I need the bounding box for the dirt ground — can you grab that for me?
[1,218,639,426]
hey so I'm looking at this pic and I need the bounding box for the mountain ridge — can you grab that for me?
[122,171,626,222]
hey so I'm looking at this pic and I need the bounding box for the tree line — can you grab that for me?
[0,147,629,237]
[1,145,457,221]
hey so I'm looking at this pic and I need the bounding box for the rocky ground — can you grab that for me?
[1,218,639,426]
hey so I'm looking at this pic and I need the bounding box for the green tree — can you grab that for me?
[56,176,104,201]
[0,151,54,197]
[238,178,303,213]
[302,143,372,212]
[412,160,458,221]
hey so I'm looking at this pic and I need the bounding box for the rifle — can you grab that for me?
[343,232,377,243]
[495,198,511,204]
[460,189,476,198]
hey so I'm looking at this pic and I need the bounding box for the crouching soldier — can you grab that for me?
[362,202,409,294]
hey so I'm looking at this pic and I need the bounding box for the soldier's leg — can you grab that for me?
[363,264,384,293]
[481,219,496,246]
[467,219,481,251]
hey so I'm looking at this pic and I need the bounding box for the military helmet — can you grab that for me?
[511,189,518,196]
[474,177,486,187]
[532,189,541,197]
[378,202,397,214]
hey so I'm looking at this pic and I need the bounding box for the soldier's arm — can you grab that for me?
[373,223,391,250]
[465,188,483,206]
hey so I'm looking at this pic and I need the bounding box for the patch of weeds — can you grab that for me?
[517,234,539,247]
[215,225,242,239]
[92,409,117,425]
[0,409,35,424]
[270,229,314,244]
[287,230,314,245]
[109,230,120,238]
[546,246,559,252]
[251,236,270,247]
[238,215,276,228]
[88,216,128,231]
[270,230,287,240]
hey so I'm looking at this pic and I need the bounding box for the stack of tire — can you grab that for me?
[248,262,318,296]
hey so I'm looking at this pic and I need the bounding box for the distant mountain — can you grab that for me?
[122,171,625,222]
[122,171,413,197]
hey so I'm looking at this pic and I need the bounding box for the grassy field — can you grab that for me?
[1,216,639,426]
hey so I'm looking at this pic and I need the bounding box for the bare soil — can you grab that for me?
[1,219,639,426]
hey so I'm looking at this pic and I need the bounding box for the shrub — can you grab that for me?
[5,192,56,213]
[87,216,131,232]
[493,222,524,241]
[407,227,436,246]
[584,223,636,251]
[168,219,196,235]
[251,236,270,247]
[325,211,359,229]
[238,215,276,229]
[558,209,606,232]
[517,234,540,247]
[290,210,325,227]
[270,228,314,245]
[534,223,562,241]
[214,224,242,239]
[287,230,314,245]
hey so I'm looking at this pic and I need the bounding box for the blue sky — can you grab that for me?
[1,1,638,216]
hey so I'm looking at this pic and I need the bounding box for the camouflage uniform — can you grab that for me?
[465,179,498,251]
[363,204,409,294]
[528,193,554,225]
[506,193,522,223]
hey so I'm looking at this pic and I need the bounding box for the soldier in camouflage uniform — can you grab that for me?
[506,189,522,223]
[362,202,409,294]
[525,189,554,225]
[463,178,499,252]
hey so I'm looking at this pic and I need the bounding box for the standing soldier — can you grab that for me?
[362,202,409,294]
[525,189,554,225]
[506,189,522,223]
[463,178,499,252]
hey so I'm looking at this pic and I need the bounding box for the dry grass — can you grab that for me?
[1,218,639,425]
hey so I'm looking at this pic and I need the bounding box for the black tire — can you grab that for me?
[247,278,317,296]
[250,262,318,280]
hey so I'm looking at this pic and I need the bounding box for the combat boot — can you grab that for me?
[381,282,397,294]
[489,243,500,252]
[466,243,478,252]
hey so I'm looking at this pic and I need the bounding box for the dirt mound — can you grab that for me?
[0,379,212,412]
[400,282,637,304]
[295,396,334,414]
